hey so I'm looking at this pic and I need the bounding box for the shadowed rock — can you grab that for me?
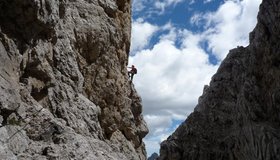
[159,0,280,159]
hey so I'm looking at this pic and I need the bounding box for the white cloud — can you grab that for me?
[144,115,173,137]
[190,12,205,26]
[204,0,213,3]
[154,0,183,13]
[130,19,159,53]
[189,0,195,5]
[132,0,184,16]
[191,0,262,60]
[132,0,146,12]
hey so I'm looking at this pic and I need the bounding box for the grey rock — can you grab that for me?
[159,0,280,159]
[148,152,159,160]
[0,0,148,159]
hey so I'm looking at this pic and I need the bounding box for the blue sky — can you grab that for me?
[129,0,261,157]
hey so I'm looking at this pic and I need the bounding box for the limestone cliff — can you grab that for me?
[159,0,280,159]
[0,0,148,159]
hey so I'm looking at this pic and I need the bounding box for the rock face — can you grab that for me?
[0,0,148,159]
[148,153,159,160]
[159,0,280,160]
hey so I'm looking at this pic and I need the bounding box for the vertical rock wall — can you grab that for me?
[159,0,280,159]
[0,0,148,159]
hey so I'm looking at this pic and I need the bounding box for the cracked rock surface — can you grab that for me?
[0,0,148,159]
[159,0,280,159]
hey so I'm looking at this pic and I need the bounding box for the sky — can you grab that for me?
[128,0,262,157]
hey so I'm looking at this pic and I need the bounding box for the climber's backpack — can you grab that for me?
[134,68,137,74]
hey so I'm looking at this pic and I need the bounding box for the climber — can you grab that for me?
[127,65,137,81]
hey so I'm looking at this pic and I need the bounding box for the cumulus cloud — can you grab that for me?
[130,19,159,53]
[191,0,262,60]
